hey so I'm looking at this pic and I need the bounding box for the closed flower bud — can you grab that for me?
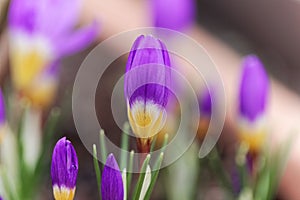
[238,55,269,152]
[124,35,171,152]
[51,137,78,200]
[101,154,124,200]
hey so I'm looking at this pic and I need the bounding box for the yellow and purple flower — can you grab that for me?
[124,35,171,152]
[238,55,269,152]
[8,0,97,108]
[101,154,124,200]
[51,137,78,200]
[151,0,195,31]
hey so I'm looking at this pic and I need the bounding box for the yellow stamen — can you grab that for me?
[53,185,76,200]
[128,101,166,139]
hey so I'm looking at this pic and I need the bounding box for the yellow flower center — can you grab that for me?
[128,101,166,139]
[53,185,75,200]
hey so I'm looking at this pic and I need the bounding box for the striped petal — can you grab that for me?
[101,154,124,200]
[51,137,78,200]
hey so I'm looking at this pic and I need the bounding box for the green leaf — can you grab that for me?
[132,154,151,200]
[93,144,102,200]
[127,150,134,191]
[144,152,164,200]
[120,122,130,170]
[99,129,107,164]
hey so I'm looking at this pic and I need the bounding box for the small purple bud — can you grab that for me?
[101,154,124,200]
[51,137,78,200]
[152,0,195,31]
[239,55,269,122]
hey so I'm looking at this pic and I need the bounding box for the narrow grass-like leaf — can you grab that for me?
[160,134,169,153]
[132,154,151,200]
[120,122,130,169]
[144,152,164,200]
[35,108,61,175]
[1,167,18,200]
[127,150,134,191]
[100,129,107,163]
[150,136,157,152]
[93,144,102,200]
[266,135,293,200]
[122,168,127,200]
[139,165,151,200]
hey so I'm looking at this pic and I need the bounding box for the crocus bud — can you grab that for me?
[51,137,78,200]
[8,0,97,108]
[238,55,269,152]
[101,154,124,200]
[151,0,195,31]
[124,35,171,152]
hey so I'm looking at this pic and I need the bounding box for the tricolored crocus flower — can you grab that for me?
[197,89,212,140]
[151,0,195,31]
[101,154,124,200]
[124,35,171,152]
[8,0,97,107]
[51,137,78,200]
[238,55,269,152]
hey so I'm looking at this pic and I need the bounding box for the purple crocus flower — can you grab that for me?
[124,35,171,149]
[238,55,269,152]
[101,154,124,200]
[51,137,78,200]
[239,55,269,122]
[7,0,98,107]
[0,89,5,126]
[152,0,195,31]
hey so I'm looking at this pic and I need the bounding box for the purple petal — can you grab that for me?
[101,154,124,200]
[55,21,98,57]
[0,89,5,125]
[8,0,40,33]
[9,0,81,37]
[36,0,81,38]
[239,55,269,122]
[152,0,195,31]
[124,35,171,107]
[51,137,78,189]
[8,0,98,57]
